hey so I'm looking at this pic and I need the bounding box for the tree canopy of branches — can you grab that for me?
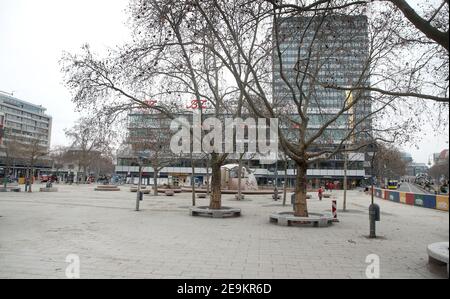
[64,116,116,182]
[62,0,448,216]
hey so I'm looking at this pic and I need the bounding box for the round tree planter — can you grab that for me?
[189,206,241,218]
[272,194,281,200]
[130,187,150,194]
[427,242,449,277]
[39,187,58,192]
[197,193,208,199]
[235,194,245,200]
[0,187,21,192]
[165,190,175,196]
[270,211,334,227]
[95,185,120,191]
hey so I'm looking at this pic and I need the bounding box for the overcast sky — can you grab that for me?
[0,0,448,164]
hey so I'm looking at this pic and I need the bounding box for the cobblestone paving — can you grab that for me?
[0,184,448,279]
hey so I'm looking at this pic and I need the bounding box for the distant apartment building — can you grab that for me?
[432,149,449,167]
[0,91,53,178]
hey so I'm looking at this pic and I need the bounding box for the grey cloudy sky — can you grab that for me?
[0,0,448,164]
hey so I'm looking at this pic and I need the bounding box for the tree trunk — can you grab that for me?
[294,163,308,217]
[28,167,34,193]
[3,166,8,188]
[191,154,196,206]
[153,168,158,196]
[283,159,288,206]
[206,157,210,196]
[209,159,222,210]
[237,155,243,200]
[343,153,348,211]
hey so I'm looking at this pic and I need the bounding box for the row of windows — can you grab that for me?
[0,105,51,124]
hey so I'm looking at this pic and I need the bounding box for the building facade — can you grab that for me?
[272,15,371,187]
[0,91,53,179]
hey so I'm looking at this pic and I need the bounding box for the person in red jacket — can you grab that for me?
[318,186,324,201]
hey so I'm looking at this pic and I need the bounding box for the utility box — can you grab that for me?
[369,204,380,221]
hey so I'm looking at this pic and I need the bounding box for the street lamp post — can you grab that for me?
[135,155,144,211]
[274,159,279,201]
[367,142,379,238]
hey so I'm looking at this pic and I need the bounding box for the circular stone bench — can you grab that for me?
[94,185,120,191]
[270,211,334,227]
[0,187,21,192]
[323,193,331,198]
[189,206,241,218]
[165,190,175,196]
[39,187,58,192]
[197,193,207,199]
[427,242,449,276]
[130,187,150,194]
[235,194,245,200]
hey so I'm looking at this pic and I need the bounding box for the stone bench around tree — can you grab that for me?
[235,194,245,200]
[0,187,21,192]
[94,185,120,191]
[189,206,241,218]
[270,211,334,228]
[39,187,58,192]
[427,242,449,276]
[130,187,150,194]
[165,190,175,196]
[197,193,207,198]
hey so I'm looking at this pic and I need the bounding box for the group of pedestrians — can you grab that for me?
[317,181,336,201]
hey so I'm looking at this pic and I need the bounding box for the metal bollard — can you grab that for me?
[369,204,380,238]
[332,200,338,222]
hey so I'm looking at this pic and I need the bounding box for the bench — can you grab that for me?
[235,194,245,200]
[427,242,449,277]
[165,190,175,196]
[190,206,241,218]
[197,193,207,198]
[39,187,58,192]
[270,212,333,228]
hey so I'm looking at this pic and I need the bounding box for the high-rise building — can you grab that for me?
[0,91,52,148]
[272,15,371,187]
[0,91,53,178]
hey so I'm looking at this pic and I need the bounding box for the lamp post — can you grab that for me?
[135,155,145,211]
[367,142,379,238]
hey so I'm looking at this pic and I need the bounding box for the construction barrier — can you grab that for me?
[373,188,449,212]
[436,196,450,211]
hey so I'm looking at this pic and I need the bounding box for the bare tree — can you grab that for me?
[264,0,449,103]
[60,0,446,217]
[373,144,407,183]
[1,137,21,188]
[64,117,115,183]
[127,111,177,195]
[18,138,49,192]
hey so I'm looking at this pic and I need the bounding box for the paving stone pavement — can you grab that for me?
[0,184,448,279]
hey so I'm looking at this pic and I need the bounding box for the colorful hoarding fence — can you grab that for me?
[373,188,448,211]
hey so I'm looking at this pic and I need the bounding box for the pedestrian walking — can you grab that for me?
[318,186,324,201]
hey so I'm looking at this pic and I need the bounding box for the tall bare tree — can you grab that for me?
[64,116,115,183]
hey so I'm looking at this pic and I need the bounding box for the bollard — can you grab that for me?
[369,204,380,238]
[332,200,339,222]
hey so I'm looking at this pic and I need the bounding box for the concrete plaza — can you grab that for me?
[0,184,448,279]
